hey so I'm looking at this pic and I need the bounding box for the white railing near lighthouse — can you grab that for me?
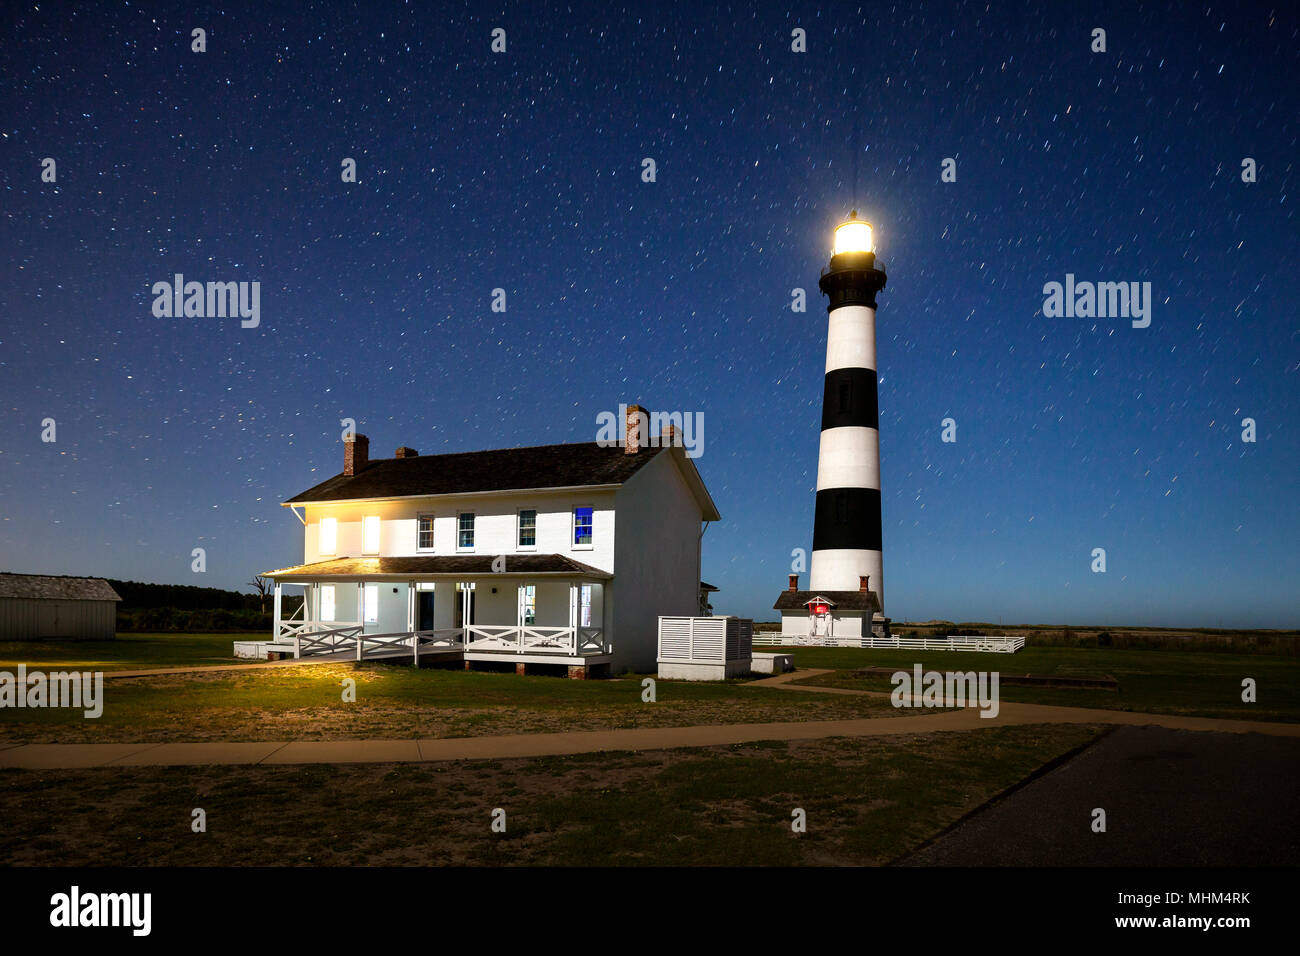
[753,633,1025,653]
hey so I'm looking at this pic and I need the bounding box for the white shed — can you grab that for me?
[0,573,122,640]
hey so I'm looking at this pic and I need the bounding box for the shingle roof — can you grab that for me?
[773,589,880,612]
[286,441,664,504]
[0,573,122,602]
[264,554,612,579]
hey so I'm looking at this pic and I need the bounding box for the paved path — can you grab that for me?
[1,690,1296,769]
[899,725,1300,866]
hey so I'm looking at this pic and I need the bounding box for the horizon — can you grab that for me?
[2,2,1297,629]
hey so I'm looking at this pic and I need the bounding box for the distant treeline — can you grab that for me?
[110,579,302,633]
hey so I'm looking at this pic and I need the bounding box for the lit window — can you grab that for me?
[319,517,337,555]
[522,585,536,625]
[320,585,336,622]
[364,584,378,623]
[518,509,536,548]
[580,584,592,627]
[574,507,593,547]
[417,515,435,550]
[362,515,380,554]
[458,513,475,549]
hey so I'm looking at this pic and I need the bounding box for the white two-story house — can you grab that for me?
[258,406,719,677]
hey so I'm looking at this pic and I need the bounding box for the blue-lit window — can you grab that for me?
[457,512,475,549]
[574,507,593,547]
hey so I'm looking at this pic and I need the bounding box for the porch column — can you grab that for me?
[407,581,416,633]
[357,582,365,628]
[272,581,282,637]
[516,583,526,654]
[569,583,578,654]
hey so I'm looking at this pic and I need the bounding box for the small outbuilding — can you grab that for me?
[0,573,122,640]
[769,573,889,644]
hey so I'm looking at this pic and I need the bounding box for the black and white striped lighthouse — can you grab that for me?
[809,213,888,612]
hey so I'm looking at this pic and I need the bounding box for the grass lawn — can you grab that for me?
[0,661,931,744]
[4,636,1291,748]
[772,645,1300,723]
[0,722,1105,865]
[0,633,258,672]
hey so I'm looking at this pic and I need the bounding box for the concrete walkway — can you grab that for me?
[1,692,1296,769]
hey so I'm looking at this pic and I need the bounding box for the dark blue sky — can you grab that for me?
[2,1,1296,626]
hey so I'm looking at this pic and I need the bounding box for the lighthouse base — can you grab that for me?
[809,548,884,612]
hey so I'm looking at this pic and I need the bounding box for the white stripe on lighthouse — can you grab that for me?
[815,426,881,491]
[810,549,883,595]
[825,304,877,373]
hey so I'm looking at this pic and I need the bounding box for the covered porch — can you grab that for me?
[255,555,613,674]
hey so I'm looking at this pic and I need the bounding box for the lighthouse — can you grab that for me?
[809,213,888,614]
[771,213,890,643]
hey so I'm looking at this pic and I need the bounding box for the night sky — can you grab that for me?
[2,1,1296,627]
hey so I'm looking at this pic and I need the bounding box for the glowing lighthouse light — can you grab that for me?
[832,216,874,255]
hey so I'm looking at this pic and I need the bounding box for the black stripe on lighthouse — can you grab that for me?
[812,487,883,552]
[820,366,879,431]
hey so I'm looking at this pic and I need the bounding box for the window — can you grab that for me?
[319,517,337,555]
[518,509,537,548]
[521,585,536,625]
[362,515,380,554]
[457,512,475,549]
[320,585,336,622]
[417,515,435,551]
[364,583,378,623]
[580,584,592,627]
[573,507,593,547]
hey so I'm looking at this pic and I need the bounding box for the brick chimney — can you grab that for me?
[661,423,682,449]
[624,403,647,455]
[859,575,870,593]
[788,574,799,592]
[344,433,369,476]
[394,446,419,459]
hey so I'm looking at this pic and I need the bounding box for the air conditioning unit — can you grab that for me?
[657,616,753,680]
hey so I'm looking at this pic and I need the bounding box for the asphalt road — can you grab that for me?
[900,725,1300,866]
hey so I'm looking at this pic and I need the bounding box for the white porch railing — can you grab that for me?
[287,624,608,659]
[292,624,364,657]
[278,617,363,641]
[464,625,607,656]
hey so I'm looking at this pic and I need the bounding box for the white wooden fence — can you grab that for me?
[753,633,1026,653]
